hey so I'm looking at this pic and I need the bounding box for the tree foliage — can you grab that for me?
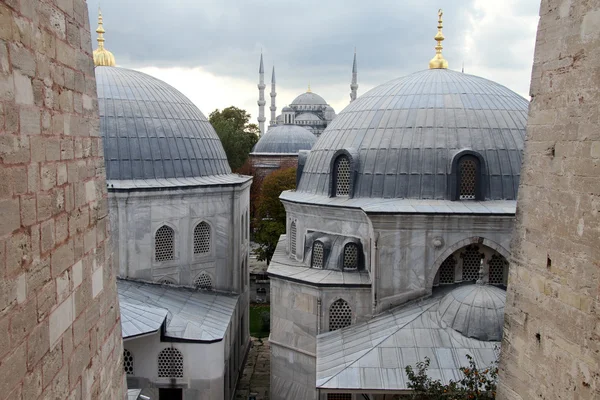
[405,355,498,399]
[254,167,297,263]
[209,106,259,171]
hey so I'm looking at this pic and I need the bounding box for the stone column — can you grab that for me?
[0,0,126,398]
[498,1,600,398]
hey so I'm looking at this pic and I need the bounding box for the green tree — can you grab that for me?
[405,355,498,399]
[209,106,259,170]
[254,167,297,263]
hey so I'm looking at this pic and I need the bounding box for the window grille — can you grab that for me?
[312,241,324,269]
[489,254,508,285]
[335,156,351,196]
[157,348,184,378]
[193,222,211,254]
[461,245,483,282]
[438,255,457,284]
[329,299,352,331]
[155,225,174,261]
[194,273,213,290]
[290,221,297,257]
[459,158,477,200]
[327,395,352,400]
[123,349,134,375]
[160,279,174,285]
[343,243,359,270]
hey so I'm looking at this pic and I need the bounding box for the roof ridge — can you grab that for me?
[318,301,438,388]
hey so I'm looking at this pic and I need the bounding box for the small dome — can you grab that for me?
[282,106,293,112]
[251,125,316,154]
[295,113,322,122]
[437,284,506,341]
[291,92,327,106]
[96,66,231,181]
[297,69,528,200]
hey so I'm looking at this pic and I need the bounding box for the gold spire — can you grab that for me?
[93,8,116,67]
[428,9,448,69]
[307,82,311,93]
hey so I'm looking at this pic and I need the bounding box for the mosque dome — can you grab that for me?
[437,284,506,341]
[291,91,327,106]
[296,113,322,122]
[96,66,231,181]
[296,68,529,200]
[282,106,293,112]
[251,125,316,154]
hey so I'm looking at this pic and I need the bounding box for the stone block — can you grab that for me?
[0,198,20,236]
[19,107,41,135]
[49,294,73,348]
[41,340,63,387]
[10,43,36,77]
[14,70,33,105]
[50,239,74,278]
[0,342,26,395]
[10,298,36,344]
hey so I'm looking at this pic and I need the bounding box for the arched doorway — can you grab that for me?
[433,244,509,287]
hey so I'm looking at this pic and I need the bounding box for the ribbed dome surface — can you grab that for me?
[297,69,529,200]
[296,113,322,122]
[251,125,316,154]
[291,91,327,106]
[96,66,231,181]
[438,284,506,341]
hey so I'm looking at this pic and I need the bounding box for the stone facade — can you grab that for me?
[498,1,600,398]
[0,0,126,398]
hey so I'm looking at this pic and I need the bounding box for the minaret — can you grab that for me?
[257,53,266,136]
[93,9,116,67]
[429,9,448,69]
[350,49,358,102]
[269,66,277,127]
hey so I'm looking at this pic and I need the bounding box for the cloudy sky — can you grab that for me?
[88,0,539,126]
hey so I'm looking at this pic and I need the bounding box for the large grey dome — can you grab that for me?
[297,69,529,200]
[251,125,316,154]
[291,91,327,106]
[96,66,231,181]
[438,284,506,341]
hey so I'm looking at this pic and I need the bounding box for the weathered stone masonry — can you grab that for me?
[498,0,600,399]
[0,0,126,398]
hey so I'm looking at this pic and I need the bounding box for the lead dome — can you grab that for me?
[251,125,316,154]
[297,68,529,200]
[291,91,328,106]
[96,66,231,181]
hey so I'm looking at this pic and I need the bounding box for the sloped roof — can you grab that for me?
[118,279,239,342]
[316,286,499,392]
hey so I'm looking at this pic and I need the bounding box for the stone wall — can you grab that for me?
[0,0,126,398]
[498,0,600,398]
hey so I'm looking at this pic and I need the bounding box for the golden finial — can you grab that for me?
[428,9,448,69]
[93,8,116,67]
[307,82,311,93]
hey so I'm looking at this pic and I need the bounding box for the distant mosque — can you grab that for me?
[256,51,358,137]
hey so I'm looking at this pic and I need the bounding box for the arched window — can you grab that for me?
[458,156,480,200]
[155,225,174,261]
[489,254,508,285]
[289,221,297,257]
[157,348,184,378]
[438,255,457,284]
[343,243,359,270]
[329,299,352,331]
[334,155,351,196]
[193,222,211,254]
[311,241,324,269]
[123,349,134,375]
[194,272,213,290]
[461,245,483,282]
